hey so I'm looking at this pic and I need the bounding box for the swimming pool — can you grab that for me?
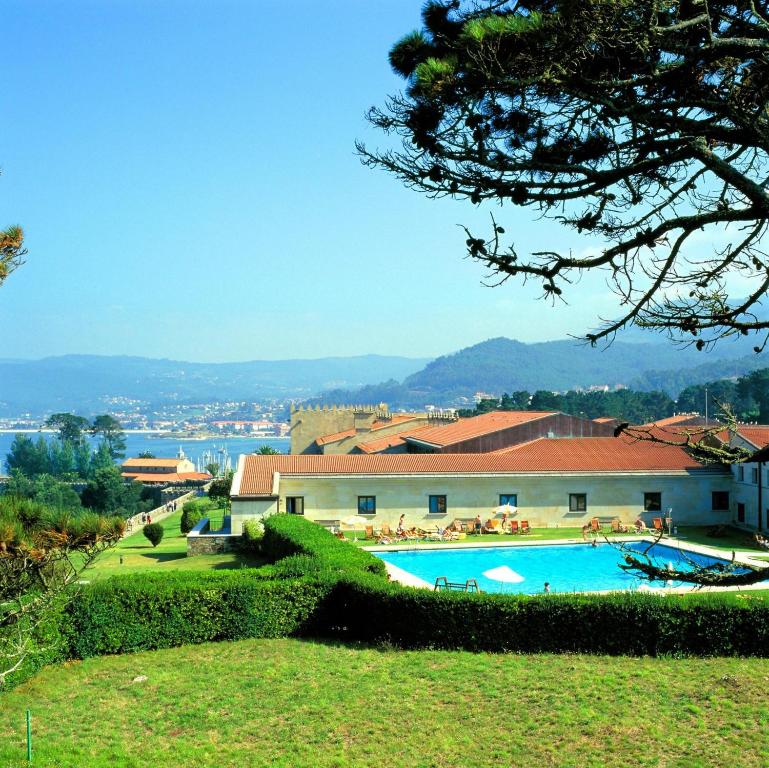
[374,541,740,594]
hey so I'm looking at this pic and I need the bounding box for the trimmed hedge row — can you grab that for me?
[261,514,387,577]
[65,570,332,658]
[319,574,769,657]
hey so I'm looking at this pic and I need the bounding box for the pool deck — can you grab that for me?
[369,535,769,595]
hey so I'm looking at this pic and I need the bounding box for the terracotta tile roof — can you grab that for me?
[736,426,769,449]
[641,414,706,428]
[405,411,557,448]
[624,424,728,446]
[315,428,356,446]
[315,415,424,447]
[593,416,619,424]
[122,458,186,468]
[122,471,211,483]
[235,437,710,496]
[357,425,433,454]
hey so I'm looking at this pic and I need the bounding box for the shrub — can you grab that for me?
[64,571,333,658]
[318,574,769,657]
[261,514,386,577]
[143,523,164,547]
[240,519,264,553]
[180,502,203,534]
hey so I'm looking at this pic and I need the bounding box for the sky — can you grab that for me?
[0,0,621,363]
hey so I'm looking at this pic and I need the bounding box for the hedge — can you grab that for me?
[317,574,769,657]
[261,514,387,577]
[65,570,333,658]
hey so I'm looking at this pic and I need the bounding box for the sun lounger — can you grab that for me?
[590,518,601,532]
[509,520,520,534]
[483,519,504,534]
[611,518,628,533]
[520,520,531,534]
[652,517,664,532]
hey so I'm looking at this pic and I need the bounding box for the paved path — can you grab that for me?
[121,490,198,538]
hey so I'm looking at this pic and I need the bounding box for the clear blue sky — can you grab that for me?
[0,0,617,362]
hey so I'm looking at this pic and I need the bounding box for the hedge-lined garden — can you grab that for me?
[10,515,769,688]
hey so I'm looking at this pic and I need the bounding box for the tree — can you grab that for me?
[137,451,156,459]
[0,496,124,687]
[255,445,281,455]
[360,0,769,350]
[90,415,126,460]
[0,225,25,290]
[5,471,82,512]
[80,466,126,513]
[208,472,234,508]
[613,530,769,586]
[205,462,220,477]
[45,413,90,443]
[143,522,164,548]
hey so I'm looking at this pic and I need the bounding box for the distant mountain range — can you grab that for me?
[1,334,766,415]
[310,336,769,407]
[0,354,431,414]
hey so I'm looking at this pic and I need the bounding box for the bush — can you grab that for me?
[180,502,203,534]
[317,574,769,657]
[64,571,333,658]
[261,514,386,577]
[143,523,164,547]
[240,519,264,553]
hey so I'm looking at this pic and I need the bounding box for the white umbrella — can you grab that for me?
[483,565,525,583]
[343,515,369,527]
[342,515,370,541]
[494,503,518,516]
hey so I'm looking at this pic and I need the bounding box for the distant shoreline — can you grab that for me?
[0,429,286,440]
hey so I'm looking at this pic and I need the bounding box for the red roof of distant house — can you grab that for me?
[356,425,434,454]
[314,415,424,447]
[122,471,211,484]
[736,426,769,449]
[404,411,557,448]
[234,437,711,496]
[593,416,619,424]
[641,414,706,428]
[122,458,186,468]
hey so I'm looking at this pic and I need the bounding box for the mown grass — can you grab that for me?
[2,638,769,767]
[84,502,263,580]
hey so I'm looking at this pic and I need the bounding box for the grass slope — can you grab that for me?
[84,503,262,579]
[2,638,769,767]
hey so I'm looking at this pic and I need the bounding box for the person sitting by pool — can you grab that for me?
[634,518,648,533]
[473,515,483,534]
[591,537,598,548]
[396,514,406,534]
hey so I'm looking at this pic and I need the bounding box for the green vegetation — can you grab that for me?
[83,503,262,580]
[3,637,769,768]
[180,501,203,534]
[142,522,164,547]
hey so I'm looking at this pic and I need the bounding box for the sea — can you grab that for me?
[0,431,290,473]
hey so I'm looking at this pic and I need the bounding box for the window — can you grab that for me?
[752,467,759,484]
[499,493,518,507]
[357,496,376,515]
[428,495,447,514]
[738,502,745,523]
[569,493,587,512]
[644,492,662,512]
[712,491,730,511]
[738,465,745,482]
[286,497,304,515]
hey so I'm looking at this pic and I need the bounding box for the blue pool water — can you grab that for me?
[375,542,738,594]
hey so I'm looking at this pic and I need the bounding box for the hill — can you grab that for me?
[0,354,430,414]
[311,337,769,407]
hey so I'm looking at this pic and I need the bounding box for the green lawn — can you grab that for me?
[85,502,263,579]
[2,638,769,767]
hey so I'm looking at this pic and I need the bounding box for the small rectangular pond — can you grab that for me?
[374,541,743,594]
